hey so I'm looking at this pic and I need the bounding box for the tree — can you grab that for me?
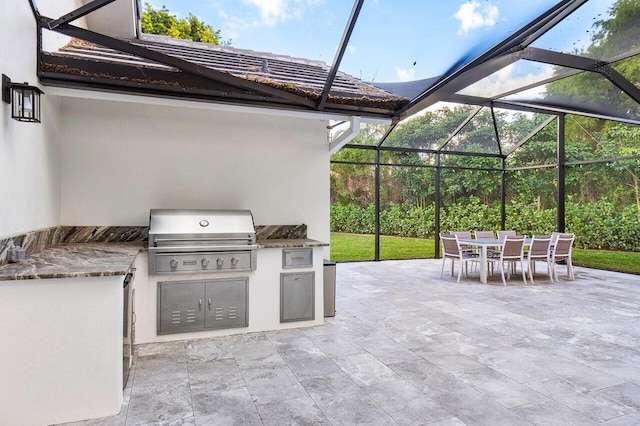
[545,0,640,127]
[141,3,229,45]
[598,123,640,215]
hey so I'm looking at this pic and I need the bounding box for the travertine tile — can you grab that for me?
[511,400,598,426]
[125,379,192,425]
[240,364,308,405]
[255,396,331,426]
[301,373,396,425]
[60,259,640,426]
[187,358,245,390]
[525,377,637,422]
[334,352,399,387]
[191,386,261,425]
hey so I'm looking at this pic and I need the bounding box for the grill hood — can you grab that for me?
[148,209,257,275]
[149,209,256,245]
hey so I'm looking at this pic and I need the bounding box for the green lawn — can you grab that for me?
[572,249,640,275]
[330,232,434,262]
[330,232,640,275]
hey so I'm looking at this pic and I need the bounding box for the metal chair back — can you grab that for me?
[501,235,526,260]
[553,234,575,261]
[474,230,495,239]
[528,235,552,258]
[497,230,516,239]
[451,231,472,239]
[440,234,460,258]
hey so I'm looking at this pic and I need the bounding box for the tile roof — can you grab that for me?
[40,34,409,117]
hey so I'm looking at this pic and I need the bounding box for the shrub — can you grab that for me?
[330,199,640,252]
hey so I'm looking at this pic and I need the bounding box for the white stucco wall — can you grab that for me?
[0,276,124,426]
[0,1,78,238]
[59,96,331,242]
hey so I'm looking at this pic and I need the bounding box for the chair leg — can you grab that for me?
[528,259,535,284]
[440,257,446,278]
[500,262,507,286]
[457,261,463,283]
[547,260,553,282]
[567,258,574,280]
[520,260,527,285]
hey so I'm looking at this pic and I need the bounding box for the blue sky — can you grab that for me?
[145,0,611,88]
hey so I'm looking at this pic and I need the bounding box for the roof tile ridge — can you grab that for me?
[136,34,329,69]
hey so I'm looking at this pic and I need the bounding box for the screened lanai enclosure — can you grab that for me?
[32,0,639,262]
[328,0,640,261]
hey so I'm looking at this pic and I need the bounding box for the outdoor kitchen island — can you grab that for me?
[136,211,329,344]
[0,241,142,426]
[0,223,328,425]
[135,241,328,342]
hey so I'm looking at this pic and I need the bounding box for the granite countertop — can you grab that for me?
[0,243,143,281]
[0,238,328,281]
[257,238,329,249]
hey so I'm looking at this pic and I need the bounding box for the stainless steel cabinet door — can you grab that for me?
[280,272,315,322]
[204,278,248,329]
[158,281,205,334]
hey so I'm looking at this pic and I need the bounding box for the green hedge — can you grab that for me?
[330,199,640,252]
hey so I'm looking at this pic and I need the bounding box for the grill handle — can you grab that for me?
[154,237,253,244]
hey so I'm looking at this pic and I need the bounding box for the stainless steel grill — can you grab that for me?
[148,209,257,275]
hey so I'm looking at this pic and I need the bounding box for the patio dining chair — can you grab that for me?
[526,235,553,284]
[439,234,479,283]
[487,235,527,286]
[451,231,474,256]
[497,230,516,239]
[551,233,576,281]
[474,230,495,239]
[475,230,498,258]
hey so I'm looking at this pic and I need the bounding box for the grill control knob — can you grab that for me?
[231,257,239,266]
[216,258,224,267]
[169,259,179,268]
[201,258,210,267]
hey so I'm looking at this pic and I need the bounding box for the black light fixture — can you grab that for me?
[2,74,43,123]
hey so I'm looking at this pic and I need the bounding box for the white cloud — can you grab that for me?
[459,63,555,98]
[396,67,415,82]
[239,0,324,26]
[454,1,499,35]
[347,45,356,54]
[242,0,289,26]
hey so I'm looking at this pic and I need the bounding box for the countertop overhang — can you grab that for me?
[0,243,143,281]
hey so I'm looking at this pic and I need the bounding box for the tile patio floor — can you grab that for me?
[66,260,640,425]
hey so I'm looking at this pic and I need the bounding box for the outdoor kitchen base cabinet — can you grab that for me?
[280,272,315,322]
[158,278,248,334]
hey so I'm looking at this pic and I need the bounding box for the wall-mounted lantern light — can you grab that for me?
[2,74,43,123]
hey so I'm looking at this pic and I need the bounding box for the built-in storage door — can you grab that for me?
[280,272,315,322]
[158,281,205,334]
[204,278,248,329]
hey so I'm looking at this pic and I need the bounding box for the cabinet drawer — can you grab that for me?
[280,272,315,322]
[282,248,313,269]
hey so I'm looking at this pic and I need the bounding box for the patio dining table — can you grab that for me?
[458,238,532,284]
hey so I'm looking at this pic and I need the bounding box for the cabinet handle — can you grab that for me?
[292,256,305,260]
[294,277,303,281]
[208,298,212,310]
[199,299,202,311]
